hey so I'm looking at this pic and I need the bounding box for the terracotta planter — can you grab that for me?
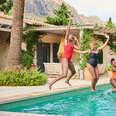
[107,71,112,78]
[83,67,92,80]
[29,65,38,71]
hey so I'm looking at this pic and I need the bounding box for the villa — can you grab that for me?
[1,0,116,116]
[0,13,116,80]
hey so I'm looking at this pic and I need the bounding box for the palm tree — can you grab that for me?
[6,0,25,70]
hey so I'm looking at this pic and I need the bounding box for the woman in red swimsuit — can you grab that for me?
[49,15,81,90]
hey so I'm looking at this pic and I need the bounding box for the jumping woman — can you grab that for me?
[49,15,81,90]
[107,58,116,93]
[75,33,109,91]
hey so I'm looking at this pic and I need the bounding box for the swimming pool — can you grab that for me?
[0,84,116,116]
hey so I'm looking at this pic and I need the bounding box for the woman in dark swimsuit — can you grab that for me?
[76,34,109,91]
[88,51,100,68]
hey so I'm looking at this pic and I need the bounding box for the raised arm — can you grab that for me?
[97,34,109,50]
[74,36,81,50]
[64,15,71,45]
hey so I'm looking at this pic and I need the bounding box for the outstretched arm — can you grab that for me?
[97,34,109,50]
[74,49,89,54]
[64,15,71,46]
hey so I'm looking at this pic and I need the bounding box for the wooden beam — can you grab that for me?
[0,20,11,26]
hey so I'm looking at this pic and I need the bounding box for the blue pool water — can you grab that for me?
[0,84,116,116]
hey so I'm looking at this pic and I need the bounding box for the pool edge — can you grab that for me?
[0,81,109,105]
[0,111,57,116]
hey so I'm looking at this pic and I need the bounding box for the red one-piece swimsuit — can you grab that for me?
[60,42,74,62]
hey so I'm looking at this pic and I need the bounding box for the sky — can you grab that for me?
[64,0,116,23]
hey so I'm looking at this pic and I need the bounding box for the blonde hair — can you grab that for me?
[90,42,96,45]
[57,37,79,59]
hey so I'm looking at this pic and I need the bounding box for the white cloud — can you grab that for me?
[64,0,116,22]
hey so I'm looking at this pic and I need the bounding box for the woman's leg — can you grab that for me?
[106,79,116,93]
[65,61,76,86]
[110,79,116,88]
[49,58,68,90]
[94,66,99,87]
[110,88,116,92]
[110,79,116,92]
[87,64,97,91]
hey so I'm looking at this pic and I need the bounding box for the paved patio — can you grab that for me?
[0,75,110,116]
[0,75,109,103]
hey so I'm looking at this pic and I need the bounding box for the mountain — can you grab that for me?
[24,0,105,25]
[78,15,105,26]
[24,0,79,24]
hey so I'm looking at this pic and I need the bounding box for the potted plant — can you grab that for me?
[29,64,38,71]
[83,67,92,80]
[106,64,112,78]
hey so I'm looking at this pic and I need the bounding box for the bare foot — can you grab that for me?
[105,89,112,94]
[65,81,72,86]
[91,89,98,92]
[48,83,52,90]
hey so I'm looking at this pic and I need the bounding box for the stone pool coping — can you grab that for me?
[0,111,56,116]
[0,77,109,104]
[0,76,110,116]
[0,83,92,104]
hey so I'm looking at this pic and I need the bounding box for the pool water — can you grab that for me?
[0,84,116,116]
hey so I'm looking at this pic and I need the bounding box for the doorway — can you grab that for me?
[37,42,50,72]
[53,43,59,63]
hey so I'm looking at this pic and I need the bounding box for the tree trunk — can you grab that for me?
[6,0,25,70]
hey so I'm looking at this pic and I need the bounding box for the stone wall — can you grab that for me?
[0,32,27,70]
[0,32,10,70]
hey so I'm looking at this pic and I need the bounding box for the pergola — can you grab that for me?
[0,12,116,35]
[30,25,116,36]
[0,13,53,32]
[0,13,116,35]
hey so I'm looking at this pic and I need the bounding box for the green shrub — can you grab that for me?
[78,29,91,70]
[96,44,103,64]
[21,50,34,68]
[45,3,72,26]
[0,70,48,86]
[106,64,112,71]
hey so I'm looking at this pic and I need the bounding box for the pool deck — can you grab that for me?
[0,75,110,116]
